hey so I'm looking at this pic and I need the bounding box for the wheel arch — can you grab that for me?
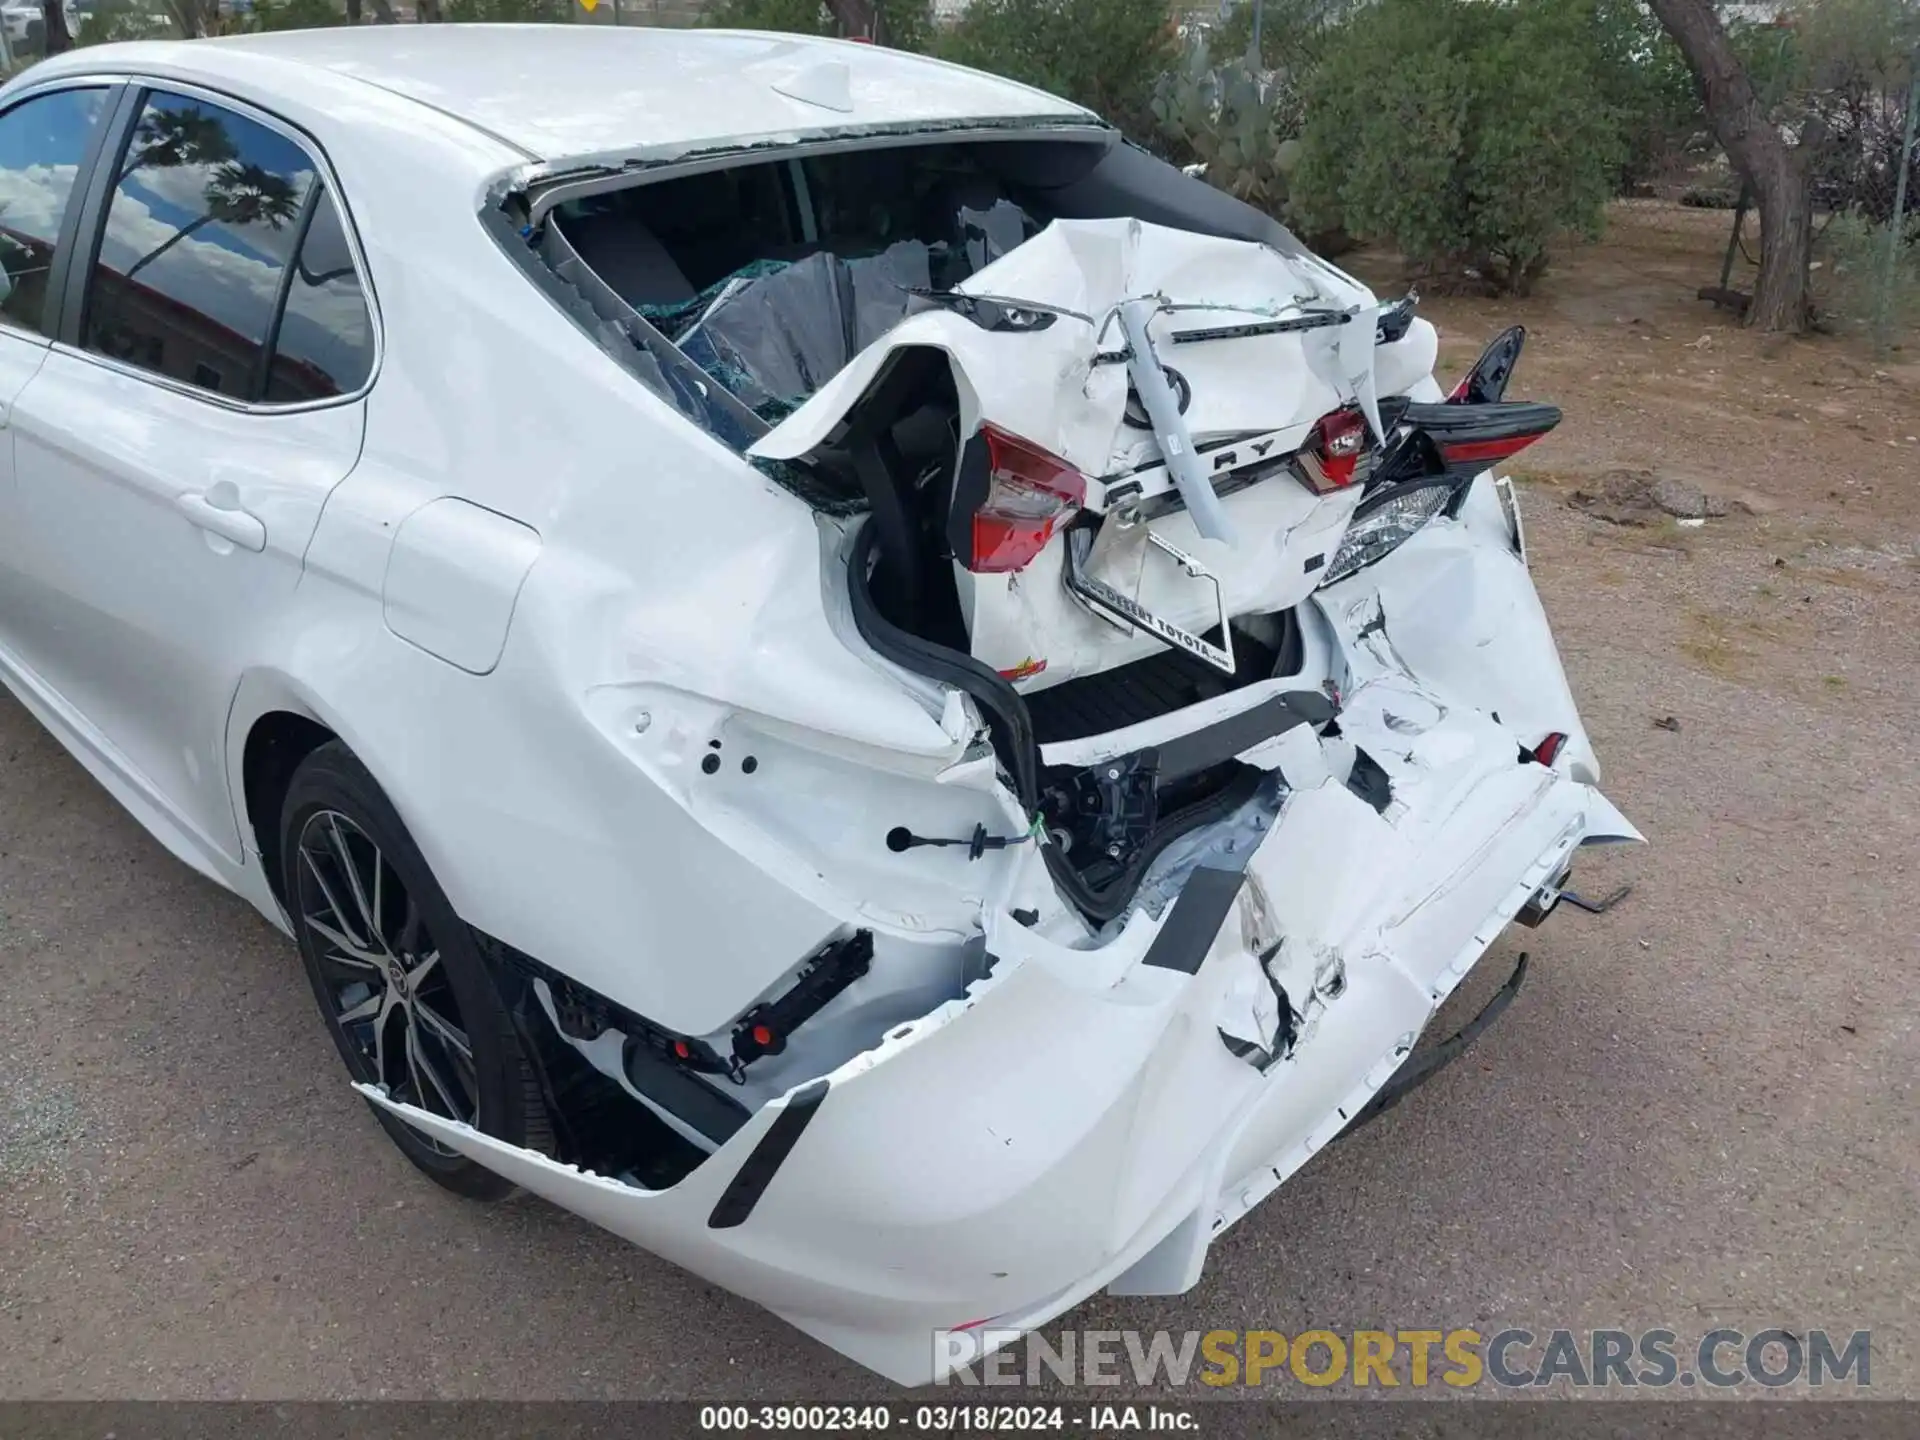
[226,668,458,929]
[241,708,338,918]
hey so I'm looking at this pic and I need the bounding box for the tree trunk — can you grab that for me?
[345,0,362,22]
[43,0,73,51]
[1646,0,1812,332]
[416,0,441,19]
[126,213,213,282]
[825,0,874,40]
[368,0,396,19]
[1747,148,1816,331]
[163,0,210,37]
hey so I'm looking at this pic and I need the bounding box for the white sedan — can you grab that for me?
[0,27,1637,1383]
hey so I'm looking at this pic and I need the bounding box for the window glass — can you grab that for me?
[0,87,106,335]
[264,187,372,402]
[84,91,316,399]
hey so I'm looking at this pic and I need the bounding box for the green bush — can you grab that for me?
[249,0,346,29]
[79,0,176,43]
[443,0,568,19]
[701,0,833,36]
[1817,211,1920,341]
[1586,0,1702,190]
[701,0,931,51]
[933,0,1174,142]
[1290,0,1622,294]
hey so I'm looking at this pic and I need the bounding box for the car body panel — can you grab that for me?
[750,216,1440,688]
[2,352,365,862]
[0,31,1639,1388]
[362,512,1627,1383]
[381,497,542,676]
[61,29,1092,164]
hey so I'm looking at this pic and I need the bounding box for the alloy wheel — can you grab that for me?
[293,809,478,1152]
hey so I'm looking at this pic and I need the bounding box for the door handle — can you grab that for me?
[177,480,266,553]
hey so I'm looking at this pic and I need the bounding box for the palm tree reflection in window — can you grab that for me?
[89,98,311,395]
[124,160,302,282]
[118,103,235,184]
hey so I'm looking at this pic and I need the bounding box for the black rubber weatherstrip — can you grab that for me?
[707,1079,831,1230]
[1142,866,1245,974]
[1154,694,1308,782]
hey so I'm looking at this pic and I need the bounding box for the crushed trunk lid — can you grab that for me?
[749,218,1438,689]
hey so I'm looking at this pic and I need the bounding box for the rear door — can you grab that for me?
[0,81,115,655]
[3,82,376,863]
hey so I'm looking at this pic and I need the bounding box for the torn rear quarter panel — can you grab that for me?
[361,616,1627,1383]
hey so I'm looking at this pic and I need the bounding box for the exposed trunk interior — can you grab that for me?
[508,129,1351,925]
[1024,612,1299,745]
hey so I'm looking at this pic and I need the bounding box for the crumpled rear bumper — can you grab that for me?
[364,494,1637,1385]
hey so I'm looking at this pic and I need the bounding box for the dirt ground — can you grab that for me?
[3,201,1919,1400]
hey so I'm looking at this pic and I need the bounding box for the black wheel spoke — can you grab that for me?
[299,846,372,956]
[407,1022,468,1122]
[406,948,441,988]
[371,1000,399,1092]
[336,989,383,1027]
[304,911,383,971]
[294,806,479,1163]
[325,814,387,956]
[413,995,470,1061]
[395,895,425,962]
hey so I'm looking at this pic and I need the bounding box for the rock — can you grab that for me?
[1569,467,1738,526]
[1650,476,1711,518]
[1568,467,1663,525]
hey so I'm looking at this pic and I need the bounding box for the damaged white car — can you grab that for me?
[0,29,1638,1383]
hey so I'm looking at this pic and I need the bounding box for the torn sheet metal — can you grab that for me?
[353,635,1632,1385]
[752,217,1382,476]
[748,218,1407,687]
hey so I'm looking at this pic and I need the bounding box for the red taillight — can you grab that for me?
[1439,430,1551,467]
[1532,731,1568,767]
[966,424,1085,573]
[1296,406,1371,494]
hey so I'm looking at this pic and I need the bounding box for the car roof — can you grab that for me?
[58,26,1095,164]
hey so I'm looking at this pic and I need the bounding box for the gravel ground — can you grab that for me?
[3,208,1918,1401]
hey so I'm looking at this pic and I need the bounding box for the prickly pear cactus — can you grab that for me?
[1152,32,1300,217]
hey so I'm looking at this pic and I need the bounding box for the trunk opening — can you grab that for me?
[845,518,1305,925]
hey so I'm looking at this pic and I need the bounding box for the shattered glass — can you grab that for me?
[622,193,1037,428]
[944,200,1031,287]
[640,244,932,419]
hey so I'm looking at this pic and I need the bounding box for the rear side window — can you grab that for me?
[0,87,107,337]
[82,90,372,403]
[263,187,373,402]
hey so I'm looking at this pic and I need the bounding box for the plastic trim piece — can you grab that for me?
[707,1078,831,1229]
[1140,865,1243,973]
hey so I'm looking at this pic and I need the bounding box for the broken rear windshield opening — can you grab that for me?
[549,142,1046,435]
[516,133,1313,493]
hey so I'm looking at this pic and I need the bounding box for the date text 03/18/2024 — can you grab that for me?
[697,1405,1194,1432]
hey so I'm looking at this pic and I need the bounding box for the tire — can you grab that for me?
[280,740,552,1200]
